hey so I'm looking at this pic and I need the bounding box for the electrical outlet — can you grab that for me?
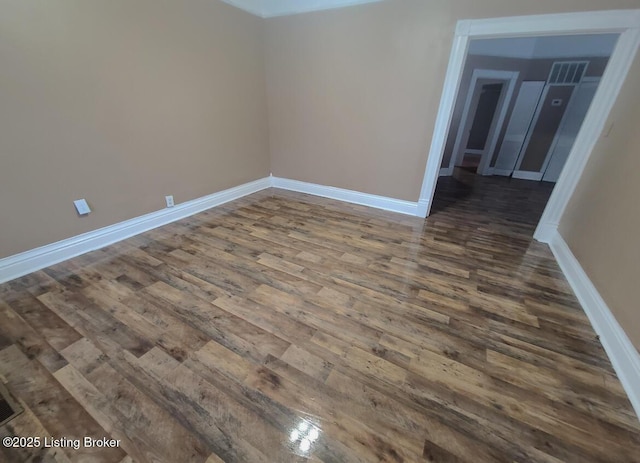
[165,195,175,208]
[73,199,91,215]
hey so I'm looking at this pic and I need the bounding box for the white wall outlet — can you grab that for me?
[73,199,91,215]
[165,195,175,208]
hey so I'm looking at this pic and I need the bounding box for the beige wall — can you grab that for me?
[559,53,640,350]
[265,0,638,201]
[0,0,270,258]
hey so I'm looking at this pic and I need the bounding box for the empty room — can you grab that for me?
[1,1,639,462]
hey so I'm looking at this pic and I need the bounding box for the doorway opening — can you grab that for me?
[430,34,617,229]
[461,82,503,170]
[417,11,640,241]
[447,69,518,176]
[419,10,640,242]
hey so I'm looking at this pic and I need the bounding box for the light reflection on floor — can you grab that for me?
[289,418,321,455]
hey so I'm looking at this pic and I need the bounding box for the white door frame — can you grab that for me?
[416,10,640,243]
[539,76,601,181]
[448,69,519,176]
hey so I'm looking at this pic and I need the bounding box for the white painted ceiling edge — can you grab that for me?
[220,0,384,18]
[223,1,619,61]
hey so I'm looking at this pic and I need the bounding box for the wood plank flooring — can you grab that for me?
[1,172,639,462]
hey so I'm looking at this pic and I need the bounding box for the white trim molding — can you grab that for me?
[439,167,454,177]
[220,0,383,18]
[418,9,640,223]
[0,178,271,284]
[492,168,514,177]
[535,26,640,240]
[549,230,640,420]
[418,30,469,208]
[271,177,420,216]
[512,170,544,181]
[531,222,557,244]
[0,176,422,285]
[449,69,519,176]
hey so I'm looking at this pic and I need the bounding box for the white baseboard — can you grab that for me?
[416,199,430,218]
[0,177,271,284]
[492,168,513,177]
[439,167,454,177]
[512,170,543,181]
[533,221,558,243]
[271,177,420,216]
[0,175,423,285]
[549,230,640,420]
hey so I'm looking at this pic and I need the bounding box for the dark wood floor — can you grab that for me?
[1,173,639,462]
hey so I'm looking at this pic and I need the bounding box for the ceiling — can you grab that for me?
[220,0,384,18]
[469,34,620,59]
[220,2,620,60]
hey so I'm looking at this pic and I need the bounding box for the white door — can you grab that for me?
[542,80,599,182]
[493,81,545,175]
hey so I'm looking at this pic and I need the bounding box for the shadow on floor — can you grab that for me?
[430,167,555,231]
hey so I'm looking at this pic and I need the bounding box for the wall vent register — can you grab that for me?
[0,382,23,426]
[548,61,589,85]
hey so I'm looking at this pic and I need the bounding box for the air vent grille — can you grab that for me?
[548,61,588,85]
[0,382,22,426]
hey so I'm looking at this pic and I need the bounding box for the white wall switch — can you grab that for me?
[73,199,91,215]
[165,195,175,208]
